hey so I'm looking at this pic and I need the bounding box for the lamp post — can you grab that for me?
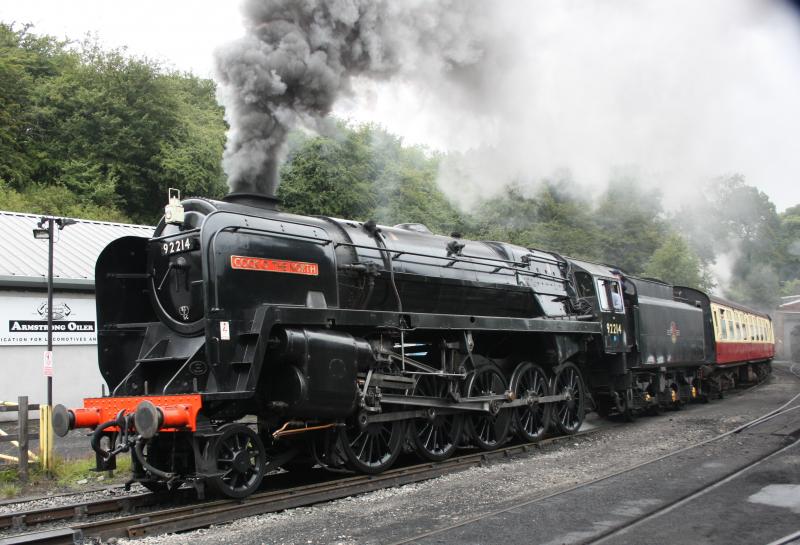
[32,216,74,472]
[33,217,75,406]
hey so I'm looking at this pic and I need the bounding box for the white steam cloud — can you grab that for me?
[335,0,800,211]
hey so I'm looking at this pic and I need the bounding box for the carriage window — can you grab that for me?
[719,310,728,340]
[597,279,624,313]
[712,308,720,338]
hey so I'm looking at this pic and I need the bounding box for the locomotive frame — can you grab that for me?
[53,192,775,498]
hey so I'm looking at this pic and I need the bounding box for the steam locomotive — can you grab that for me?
[53,191,775,498]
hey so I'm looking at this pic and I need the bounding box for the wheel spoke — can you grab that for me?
[355,432,368,459]
[424,423,435,448]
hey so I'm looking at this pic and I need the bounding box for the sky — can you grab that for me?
[2,0,800,212]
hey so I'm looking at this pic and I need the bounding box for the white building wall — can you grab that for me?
[0,290,104,421]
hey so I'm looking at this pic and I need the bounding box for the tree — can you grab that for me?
[0,23,72,187]
[593,176,668,274]
[278,123,463,234]
[643,233,712,290]
[708,176,782,307]
[470,178,600,261]
[676,175,787,306]
[778,204,800,292]
[0,24,228,223]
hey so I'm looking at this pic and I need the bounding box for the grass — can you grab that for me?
[0,465,30,498]
[1,482,21,498]
[0,455,132,498]
[52,455,131,487]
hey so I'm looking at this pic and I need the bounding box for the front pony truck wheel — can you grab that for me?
[205,423,267,499]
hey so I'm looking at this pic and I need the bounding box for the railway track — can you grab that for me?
[385,363,800,545]
[579,362,800,545]
[2,367,790,545]
[0,426,610,545]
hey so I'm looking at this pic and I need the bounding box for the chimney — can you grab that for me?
[222,192,281,210]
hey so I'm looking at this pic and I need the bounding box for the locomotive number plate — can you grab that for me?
[161,236,195,256]
[230,255,319,276]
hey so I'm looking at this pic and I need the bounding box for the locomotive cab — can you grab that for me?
[568,260,630,354]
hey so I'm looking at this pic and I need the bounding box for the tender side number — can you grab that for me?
[606,322,623,335]
[161,237,194,256]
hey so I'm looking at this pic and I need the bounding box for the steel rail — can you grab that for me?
[383,365,800,545]
[585,438,800,545]
[0,490,189,532]
[2,367,784,544]
[0,427,610,545]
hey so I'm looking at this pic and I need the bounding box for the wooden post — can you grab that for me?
[39,404,54,473]
[18,396,28,482]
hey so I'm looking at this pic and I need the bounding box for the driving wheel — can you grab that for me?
[338,414,405,474]
[465,365,511,450]
[552,362,586,435]
[410,375,464,461]
[510,362,551,443]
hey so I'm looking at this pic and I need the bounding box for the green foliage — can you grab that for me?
[471,175,671,276]
[0,455,132,497]
[471,178,601,261]
[1,482,20,498]
[594,177,668,274]
[279,124,462,234]
[781,278,800,297]
[778,204,800,291]
[643,233,713,290]
[0,23,227,224]
[0,23,70,186]
[0,180,130,222]
[675,174,794,307]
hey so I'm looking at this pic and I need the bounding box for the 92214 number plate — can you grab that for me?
[161,236,195,256]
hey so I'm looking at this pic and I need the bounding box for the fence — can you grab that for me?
[0,397,41,481]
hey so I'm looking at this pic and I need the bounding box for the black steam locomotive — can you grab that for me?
[53,191,774,498]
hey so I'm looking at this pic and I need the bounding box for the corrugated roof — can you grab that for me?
[0,210,153,290]
[779,296,800,312]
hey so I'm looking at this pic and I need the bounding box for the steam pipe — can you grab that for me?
[90,419,121,459]
[134,438,176,479]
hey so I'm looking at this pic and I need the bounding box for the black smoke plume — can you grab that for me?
[215,0,486,196]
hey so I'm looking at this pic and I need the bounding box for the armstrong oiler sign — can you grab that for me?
[0,294,97,346]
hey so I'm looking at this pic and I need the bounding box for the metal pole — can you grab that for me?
[47,218,54,407]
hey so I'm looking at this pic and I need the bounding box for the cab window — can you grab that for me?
[597,279,624,313]
[575,272,595,298]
